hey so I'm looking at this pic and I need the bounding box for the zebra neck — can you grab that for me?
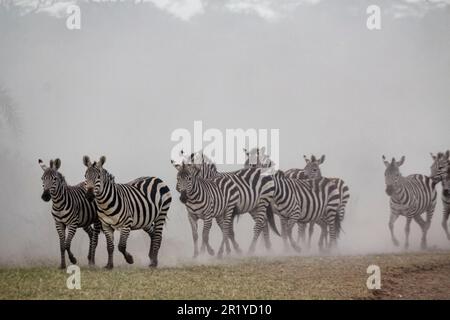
[390,178,408,203]
[51,183,68,210]
[95,178,119,212]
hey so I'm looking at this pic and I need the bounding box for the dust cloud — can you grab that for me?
[0,1,449,267]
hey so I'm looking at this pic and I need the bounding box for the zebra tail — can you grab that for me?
[266,204,280,237]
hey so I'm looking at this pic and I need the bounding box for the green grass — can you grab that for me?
[1,251,450,299]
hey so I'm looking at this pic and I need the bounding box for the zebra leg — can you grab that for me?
[215,216,230,259]
[318,223,328,252]
[307,223,315,249]
[118,227,134,264]
[262,224,271,251]
[404,217,412,250]
[388,213,400,247]
[188,213,199,258]
[248,211,266,255]
[297,222,306,244]
[442,209,450,240]
[64,224,78,265]
[55,222,66,269]
[85,222,101,266]
[83,226,94,262]
[228,220,241,255]
[103,224,115,269]
[201,217,215,256]
[148,216,166,268]
[287,220,301,253]
[280,217,289,252]
[414,214,429,250]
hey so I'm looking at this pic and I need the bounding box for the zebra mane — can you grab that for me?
[56,171,67,186]
[102,169,115,182]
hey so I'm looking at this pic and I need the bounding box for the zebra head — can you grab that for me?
[83,155,107,202]
[430,150,449,184]
[243,147,273,168]
[302,154,325,179]
[171,160,199,203]
[383,155,405,196]
[39,158,63,202]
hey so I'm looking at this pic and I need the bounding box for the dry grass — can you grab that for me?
[1,250,449,299]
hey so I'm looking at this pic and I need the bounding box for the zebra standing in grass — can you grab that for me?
[383,155,436,249]
[430,150,450,240]
[39,158,101,269]
[186,151,279,254]
[172,161,241,258]
[83,156,171,268]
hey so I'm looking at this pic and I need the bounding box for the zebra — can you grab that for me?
[244,149,349,250]
[39,158,101,269]
[186,151,280,254]
[430,150,450,240]
[83,156,172,268]
[293,155,350,249]
[270,170,341,252]
[172,161,241,258]
[383,155,437,249]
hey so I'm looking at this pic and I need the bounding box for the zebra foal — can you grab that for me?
[39,158,101,269]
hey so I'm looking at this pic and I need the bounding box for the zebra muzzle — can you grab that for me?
[86,188,95,202]
[41,191,51,202]
[385,186,394,196]
[179,191,188,204]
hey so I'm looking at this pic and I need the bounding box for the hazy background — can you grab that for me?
[1,0,449,267]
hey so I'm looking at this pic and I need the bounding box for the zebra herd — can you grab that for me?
[38,149,450,269]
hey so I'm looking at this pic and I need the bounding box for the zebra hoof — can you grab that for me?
[88,260,95,266]
[392,239,400,247]
[69,256,77,264]
[207,248,215,256]
[104,264,113,270]
[149,261,158,268]
[125,254,134,264]
[59,264,66,270]
[420,243,428,250]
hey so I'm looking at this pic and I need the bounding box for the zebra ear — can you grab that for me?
[38,159,47,171]
[260,146,266,155]
[83,156,91,167]
[319,155,325,164]
[382,155,390,167]
[98,156,106,167]
[445,150,450,160]
[430,152,437,161]
[243,148,249,156]
[49,159,54,169]
[54,158,61,170]
[311,155,316,162]
[397,156,405,166]
[171,160,181,171]
[303,155,309,163]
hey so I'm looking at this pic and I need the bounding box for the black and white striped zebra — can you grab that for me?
[172,161,241,258]
[383,155,437,249]
[244,149,349,250]
[39,158,101,269]
[292,155,350,249]
[83,156,172,268]
[270,170,341,252]
[186,151,280,254]
[430,150,450,240]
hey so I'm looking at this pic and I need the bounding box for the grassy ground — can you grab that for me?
[1,250,449,299]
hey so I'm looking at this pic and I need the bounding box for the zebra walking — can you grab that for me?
[270,170,341,252]
[187,151,279,254]
[383,155,436,249]
[39,158,101,269]
[430,150,450,240]
[83,156,171,268]
[172,161,241,258]
[290,155,350,249]
[244,149,349,250]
